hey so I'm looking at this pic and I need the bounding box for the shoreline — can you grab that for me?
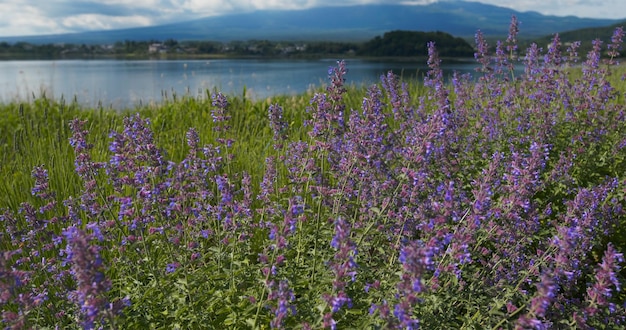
[0,53,475,64]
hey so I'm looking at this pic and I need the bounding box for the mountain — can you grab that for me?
[2,2,623,44]
[534,20,626,45]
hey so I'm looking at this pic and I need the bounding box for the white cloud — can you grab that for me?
[62,14,153,31]
[0,2,69,36]
[96,0,161,5]
[462,0,625,18]
[399,0,440,4]
[172,0,430,15]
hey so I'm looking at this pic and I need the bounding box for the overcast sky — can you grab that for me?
[1,0,625,37]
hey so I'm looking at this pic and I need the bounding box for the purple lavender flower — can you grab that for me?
[585,244,624,317]
[494,40,508,75]
[324,291,353,313]
[62,226,121,329]
[214,174,235,229]
[381,70,414,126]
[607,26,625,64]
[307,92,329,138]
[516,274,557,329]
[211,92,231,132]
[425,41,443,87]
[506,15,519,56]
[165,262,179,274]
[550,181,619,285]
[544,33,562,67]
[566,41,581,63]
[268,103,288,149]
[282,196,304,234]
[269,280,296,328]
[306,61,347,141]
[474,30,491,73]
[69,119,105,216]
[107,114,165,194]
[524,43,542,77]
[284,141,316,190]
[381,71,400,113]
[31,165,54,202]
[389,240,440,328]
[328,217,358,289]
[186,127,200,152]
[86,222,104,242]
[258,156,277,205]
[322,312,337,330]
[327,60,347,104]
[585,39,603,71]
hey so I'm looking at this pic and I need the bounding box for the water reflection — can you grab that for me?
[0,58,519,109]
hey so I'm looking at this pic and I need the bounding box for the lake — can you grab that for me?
[0,58,486,109]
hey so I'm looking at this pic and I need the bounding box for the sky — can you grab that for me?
[0,0,625,37]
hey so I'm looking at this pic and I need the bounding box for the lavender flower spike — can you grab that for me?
[585,244,624,317]
[63,226,120,329]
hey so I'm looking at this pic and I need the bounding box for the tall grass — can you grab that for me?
[2,18,626,329]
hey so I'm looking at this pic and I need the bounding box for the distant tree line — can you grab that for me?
[0,41,108,58]
[359,30,474,57]
[0,30,478,59]
[6,29,620,60]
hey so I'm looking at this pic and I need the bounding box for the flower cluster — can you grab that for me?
[62,226,122,329]
[2,18,626,329]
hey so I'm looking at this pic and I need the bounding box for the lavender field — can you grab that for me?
[2,18,626,329]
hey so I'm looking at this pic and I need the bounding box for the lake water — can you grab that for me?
[0,58,486,109]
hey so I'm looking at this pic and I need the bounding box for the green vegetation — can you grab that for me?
[359,30,474,57]
[2,21,626,329]
[0,89,311,209]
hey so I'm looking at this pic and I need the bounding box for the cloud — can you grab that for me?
[462,0,625,18]
[0,2,69,36]
[0,0,183,36]
[62,14,153,32]
[174,0,437,15]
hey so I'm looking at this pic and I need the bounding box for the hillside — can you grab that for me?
[0,2,622,44]
[512,20,625,59]
[533,21,626,46]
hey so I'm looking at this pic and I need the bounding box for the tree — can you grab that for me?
[359,30,474,57]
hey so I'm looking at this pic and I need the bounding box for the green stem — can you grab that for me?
[310,150,325,286]
[230,247,235,297]
[252,230,280,329]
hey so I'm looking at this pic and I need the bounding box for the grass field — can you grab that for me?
[2,21,626,329]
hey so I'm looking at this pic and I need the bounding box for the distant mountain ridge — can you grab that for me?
[535,21,626,45]
[2,2,623,44]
